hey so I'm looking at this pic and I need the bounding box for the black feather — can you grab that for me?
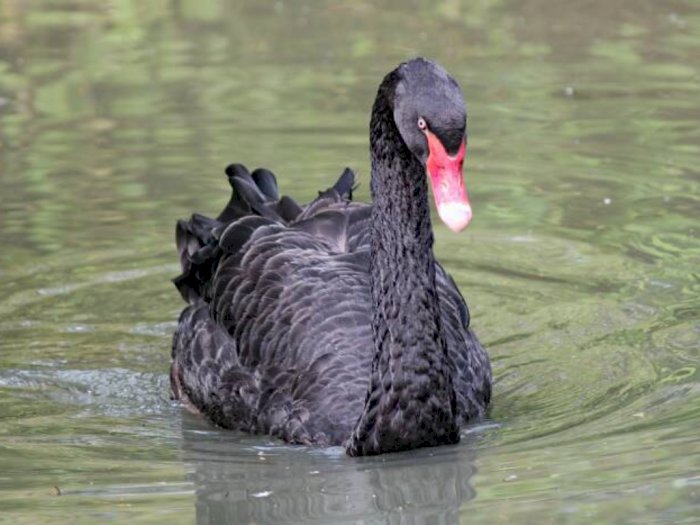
[170,58,491,456]
[251,168,279,200]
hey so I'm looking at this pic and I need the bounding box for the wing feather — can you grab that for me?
[171,163,488,445]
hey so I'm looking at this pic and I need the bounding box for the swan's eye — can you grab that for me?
[417,117,427,131]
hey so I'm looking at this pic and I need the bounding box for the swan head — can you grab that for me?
[392,58,471,233]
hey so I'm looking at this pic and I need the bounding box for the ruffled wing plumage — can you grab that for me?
[171,164,489,445]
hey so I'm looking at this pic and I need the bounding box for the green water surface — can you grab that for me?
[0,1,698,523]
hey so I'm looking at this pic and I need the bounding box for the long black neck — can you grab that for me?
[346,76,459,456]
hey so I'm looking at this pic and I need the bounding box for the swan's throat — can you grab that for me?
[346,94,459,456]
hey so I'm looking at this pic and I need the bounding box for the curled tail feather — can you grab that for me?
[173,163,356,303]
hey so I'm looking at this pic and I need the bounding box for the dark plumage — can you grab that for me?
[171,58,492,456]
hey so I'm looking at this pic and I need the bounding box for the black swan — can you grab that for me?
[171,58,491,456]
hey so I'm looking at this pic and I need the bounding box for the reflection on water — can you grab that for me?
[181,415,480,524]
[0,0,699,523]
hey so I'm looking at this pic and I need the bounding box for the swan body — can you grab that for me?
[171,58,491,456]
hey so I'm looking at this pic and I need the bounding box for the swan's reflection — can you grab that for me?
[180,413,479,524]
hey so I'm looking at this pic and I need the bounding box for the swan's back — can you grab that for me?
[171,164,490,446]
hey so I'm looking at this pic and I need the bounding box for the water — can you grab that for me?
[0,1,698,523]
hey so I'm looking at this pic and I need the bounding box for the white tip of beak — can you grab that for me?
[437,202,473,233]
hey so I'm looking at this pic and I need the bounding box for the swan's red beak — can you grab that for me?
[425,131,471,233]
